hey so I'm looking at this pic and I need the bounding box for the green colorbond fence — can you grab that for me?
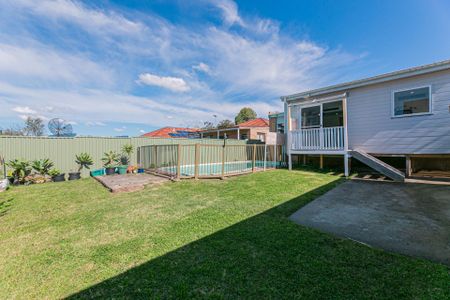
[0,136,247,177]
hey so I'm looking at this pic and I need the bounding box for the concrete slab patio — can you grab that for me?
[94,173,169,193]
[290,180,450,265]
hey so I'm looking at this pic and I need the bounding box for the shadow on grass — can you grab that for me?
[66,179,449,299]
[0,195,14,218]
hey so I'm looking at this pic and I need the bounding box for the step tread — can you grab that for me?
[351,150,405,181]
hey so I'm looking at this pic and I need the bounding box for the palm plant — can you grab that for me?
[75,153,94,172]
[7,159,31,184]
[120,144,134,165]
[101,151,120,167]
[32,159,54,175]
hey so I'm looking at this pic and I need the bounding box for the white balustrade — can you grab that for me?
[290,127,344,150]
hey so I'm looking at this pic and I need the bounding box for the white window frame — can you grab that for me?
[391,85,432,118]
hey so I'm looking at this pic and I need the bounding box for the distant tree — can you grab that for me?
[201,121,215,130]
[217,119,235,129]
[0,124,24,136]
[235,107,257,124]
[23,117,45,136]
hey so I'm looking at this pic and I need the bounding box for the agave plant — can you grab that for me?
[7,159,31,184]
[101,151,120,167]
[75,153,94,172]
[32,158,54,175]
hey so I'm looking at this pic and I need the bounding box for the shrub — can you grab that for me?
[7,159,31,184]
[32,159,54,175]
[121,144,134,165]
[75,153,94,172]
[102,151,119,168]
[49,169,61,177]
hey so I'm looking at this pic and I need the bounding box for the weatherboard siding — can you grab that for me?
[347,69,450,154]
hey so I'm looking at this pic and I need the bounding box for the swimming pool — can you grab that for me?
[158,160,281,177]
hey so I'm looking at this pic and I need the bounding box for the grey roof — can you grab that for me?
[282,59,450,102]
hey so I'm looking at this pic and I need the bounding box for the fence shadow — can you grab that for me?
[66,179,445,299]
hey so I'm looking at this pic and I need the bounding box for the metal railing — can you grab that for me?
[290,126,344,151]
[139,144,285,179]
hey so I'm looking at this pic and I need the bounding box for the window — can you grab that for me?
[257,132,266,142]
[322,101,343,127]
[301,105,321,128]
[393,86,431,117]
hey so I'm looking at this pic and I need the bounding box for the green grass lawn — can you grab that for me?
[0,170,448,299]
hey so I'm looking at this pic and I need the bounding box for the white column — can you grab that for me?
[217,130,219,139]
[288,153,292,170]
[237,128,240,140]
[344,153,349,177]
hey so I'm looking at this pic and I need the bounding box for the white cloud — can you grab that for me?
[0,43,113,86]
[192,62,211,74]
[212,0,245,26]
[114,127,125,132]
[137,73,190,92]
[86,121,106,127]
[139,129,146,134]
[12,106,36,114]
[12,0,146,36]
[0,0,363,134]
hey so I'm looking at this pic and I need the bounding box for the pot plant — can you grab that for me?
[69,153,94,180]
[6,159,31,185]
[118,144,134,175]
[28,158,54,184]
[102,151,119,175]
[49,169,65,182]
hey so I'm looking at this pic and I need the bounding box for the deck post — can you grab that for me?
[303,154,307,165]
[320,154,324,169]
[252,144,257,172]
[344,153,349,177]
[221,145,226,179]
[194,144,200,179]
[288,153,292,170]
[342,94,350,177]
[405,155,412,177]
[176,144,181,180]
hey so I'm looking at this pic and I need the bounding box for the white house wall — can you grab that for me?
[347,69,450,154]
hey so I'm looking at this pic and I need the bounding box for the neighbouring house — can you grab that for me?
[268,112,285,134]
[141,127,200,138]
[199,118,270,142]
[282,59,450,181]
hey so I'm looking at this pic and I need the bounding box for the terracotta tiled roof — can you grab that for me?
[141,127,199,138]
[237,118,269,128]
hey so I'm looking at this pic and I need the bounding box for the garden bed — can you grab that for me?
[94,173,169,193]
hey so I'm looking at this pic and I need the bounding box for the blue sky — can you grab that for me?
[1,0,449,136]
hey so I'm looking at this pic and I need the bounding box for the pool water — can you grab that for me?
[158,160,281,177]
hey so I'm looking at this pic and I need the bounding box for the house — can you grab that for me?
[199,118,270,142]
[141,127,199,138]
[268,112,285,134]
[282,59,450,181]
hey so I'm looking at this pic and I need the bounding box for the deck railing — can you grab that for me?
[290,126,344,151]
[139,144,285,179]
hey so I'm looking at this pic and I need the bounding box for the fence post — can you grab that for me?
[221,145,226,179]
[273,145,277,168]
[263,144,267,171]
[252,144,256,173]
[176,144,181,180]
[194,144,200,179]
[155,146,158,169]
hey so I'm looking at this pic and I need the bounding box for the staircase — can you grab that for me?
[351,150,405,182]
